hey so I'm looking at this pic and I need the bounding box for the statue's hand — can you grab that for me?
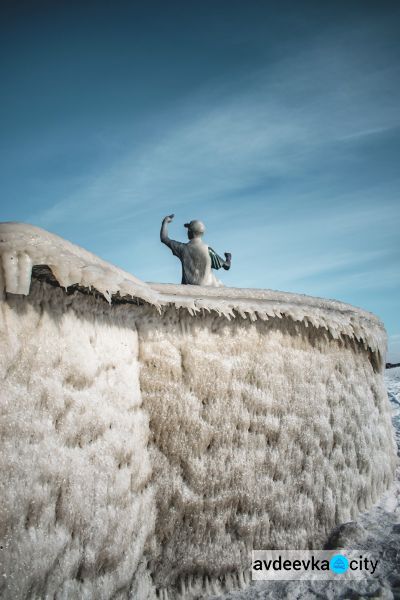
[224,252,232,262]
[163,214,174,224]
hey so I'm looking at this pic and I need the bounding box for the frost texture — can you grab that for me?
[0,223,397,599]
[0,284,155,599]
[213,368,400,600]
[0,222,159,305]
[0,223,387,360]
[137,305,396,598]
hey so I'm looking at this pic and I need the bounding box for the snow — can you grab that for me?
[0,223,397,599]
[386,367,400,453]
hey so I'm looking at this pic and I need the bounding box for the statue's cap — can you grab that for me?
[184,220,205,234]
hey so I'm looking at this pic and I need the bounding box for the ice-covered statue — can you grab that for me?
[160,214,231,286]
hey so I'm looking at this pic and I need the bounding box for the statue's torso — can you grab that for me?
[180,239,218,286]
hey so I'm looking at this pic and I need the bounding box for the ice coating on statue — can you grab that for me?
[160,214,232,287]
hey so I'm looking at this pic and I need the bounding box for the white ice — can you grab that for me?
[0,223,397,599]
[0,223,387,358]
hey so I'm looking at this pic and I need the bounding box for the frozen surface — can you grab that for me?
[212,369,400,600]
[0,222,158,305]
[386,367,400,453]
[0,283,156,599]
[0,223,397,599]
[0,223,386,360]
[137,304,396,598]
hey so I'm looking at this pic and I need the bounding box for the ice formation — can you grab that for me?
[0,223,397,600]
[0,222,158,305]
[215,368,400,600]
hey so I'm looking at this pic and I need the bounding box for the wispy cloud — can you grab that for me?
[30,26,400,232]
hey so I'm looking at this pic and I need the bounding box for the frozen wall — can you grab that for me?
[0,282,155,600]
[137,303,395,598]
[0,223,397,600]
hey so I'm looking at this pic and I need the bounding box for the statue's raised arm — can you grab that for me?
[160,214,175,247]
[160,215,232,287]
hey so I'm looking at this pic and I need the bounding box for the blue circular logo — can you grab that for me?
[330,554,349,574]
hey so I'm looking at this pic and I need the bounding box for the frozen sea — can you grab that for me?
[213,368,400,600]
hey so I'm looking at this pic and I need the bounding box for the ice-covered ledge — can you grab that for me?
[150,282,386,359]
[0,221,159,306]
[0,222,386,360]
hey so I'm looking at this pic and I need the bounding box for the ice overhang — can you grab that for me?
[0,222,386,356]
[0,222,159,307]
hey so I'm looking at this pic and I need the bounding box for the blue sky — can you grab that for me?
[1,1,399,360]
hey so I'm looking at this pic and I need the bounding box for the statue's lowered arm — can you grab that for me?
[222,252,232,271]
[209,247,232,271]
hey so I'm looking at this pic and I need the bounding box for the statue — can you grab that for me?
[160,214,232,286]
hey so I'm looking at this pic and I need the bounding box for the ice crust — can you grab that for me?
[137,303,396,598]
[0,222,159,305]
[0,223,397,599]
[0,284,156,599]
[0,223,387,360]
[213,369,400,600]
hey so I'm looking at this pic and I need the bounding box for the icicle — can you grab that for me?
[0,221,387,359]
[0,256,5,299]
[2,250,18,293]
[1,251,32,295]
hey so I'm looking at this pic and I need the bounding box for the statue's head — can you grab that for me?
[184,220,205,240]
